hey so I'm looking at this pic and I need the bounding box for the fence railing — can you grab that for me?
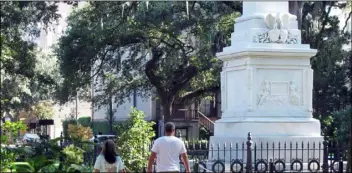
[146,133,348,173]
[69,132,349,173]
[198,111,215,133]
[166,109,199,122]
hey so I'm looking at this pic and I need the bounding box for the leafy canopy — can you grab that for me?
[56,2,240,117]
[299,1,351,133]
[33,101,55,120]
[0,1,61,116]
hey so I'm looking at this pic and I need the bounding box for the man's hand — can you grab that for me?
[181,153,191,173]
[147,152,157,173]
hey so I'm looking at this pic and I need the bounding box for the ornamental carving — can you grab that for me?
[257,80,271,106]
[253,13,298,44]
[289,81,300,106]
[257,80,301,106]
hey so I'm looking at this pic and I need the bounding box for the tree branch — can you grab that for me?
[177,85,220,104]
[221,1,242,13]
[144,47,165,94]
[342,11,352,33]
[316,2,334,48]
[88,48,109,81]
[169,65,198,96]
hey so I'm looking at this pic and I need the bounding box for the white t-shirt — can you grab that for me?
[94,154,125,172]
[151,136,187,172]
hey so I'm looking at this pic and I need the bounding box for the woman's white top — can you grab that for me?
[94,154,125,172]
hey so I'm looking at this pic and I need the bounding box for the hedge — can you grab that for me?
[91,121,110,134]
[62,119,77,138]
[78,117,91,127]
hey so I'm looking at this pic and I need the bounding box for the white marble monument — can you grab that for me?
[209,1,323,164]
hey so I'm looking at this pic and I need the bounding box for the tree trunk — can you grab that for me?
[347,115,352,172]
[161,101,172,122]
[109,96,113,134]
[289,1,303,29]
[157,94,174,137]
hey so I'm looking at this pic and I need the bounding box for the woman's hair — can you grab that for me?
[101,139,117,164]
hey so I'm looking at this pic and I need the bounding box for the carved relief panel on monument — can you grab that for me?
[255,68,304,109]
[257,80,302,107]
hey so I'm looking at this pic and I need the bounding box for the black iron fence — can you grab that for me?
[62,132,349,173]
[146,133,348,173]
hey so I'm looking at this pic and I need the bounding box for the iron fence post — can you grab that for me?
[322,139,329,173]
[338,157,343,173]
[246,132,253,173]
[269,159,274,173]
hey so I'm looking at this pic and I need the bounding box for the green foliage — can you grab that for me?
[62,144,85,165]
[67,124,93,143]
[199,126,211,140]
[297,2,351,169]
[13,162,34,172]
[28,138,62,160]
[299,2,351,134]
[62,119,77,138]
[0,2,61,115]
[115,108,155,172]
[56,2,241,119]
[11,137,92,173]
[0,147,16,172]
[1,121,27,171]
[33,101,55,120]
[39,163,59,173]
[77,116,91,127]
[91,121,110,134]
[1,121,27,144]
[328,107,351,143]
[13,156,55,173]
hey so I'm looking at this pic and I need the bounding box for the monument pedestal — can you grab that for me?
[209,1,323,165]
[214,117,321,137]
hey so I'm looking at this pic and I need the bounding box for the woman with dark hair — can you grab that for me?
[94,139,125,173]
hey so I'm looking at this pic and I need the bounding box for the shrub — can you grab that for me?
[115,108,155,172]
[78,117,91,127]
[91,121,110,134]
[67,124,93,142]
[13,155,55,172]
[331,107,351,143]
[62,119,77,138]
[0,147,16,172]
[199,125,211,140]
[62,144,85,165]
[1,121,27,144]
[1,121,27,171]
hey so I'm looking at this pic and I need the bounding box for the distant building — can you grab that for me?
[91,49,157,122]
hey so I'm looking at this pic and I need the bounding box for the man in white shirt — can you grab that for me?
[147,122,191,173]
